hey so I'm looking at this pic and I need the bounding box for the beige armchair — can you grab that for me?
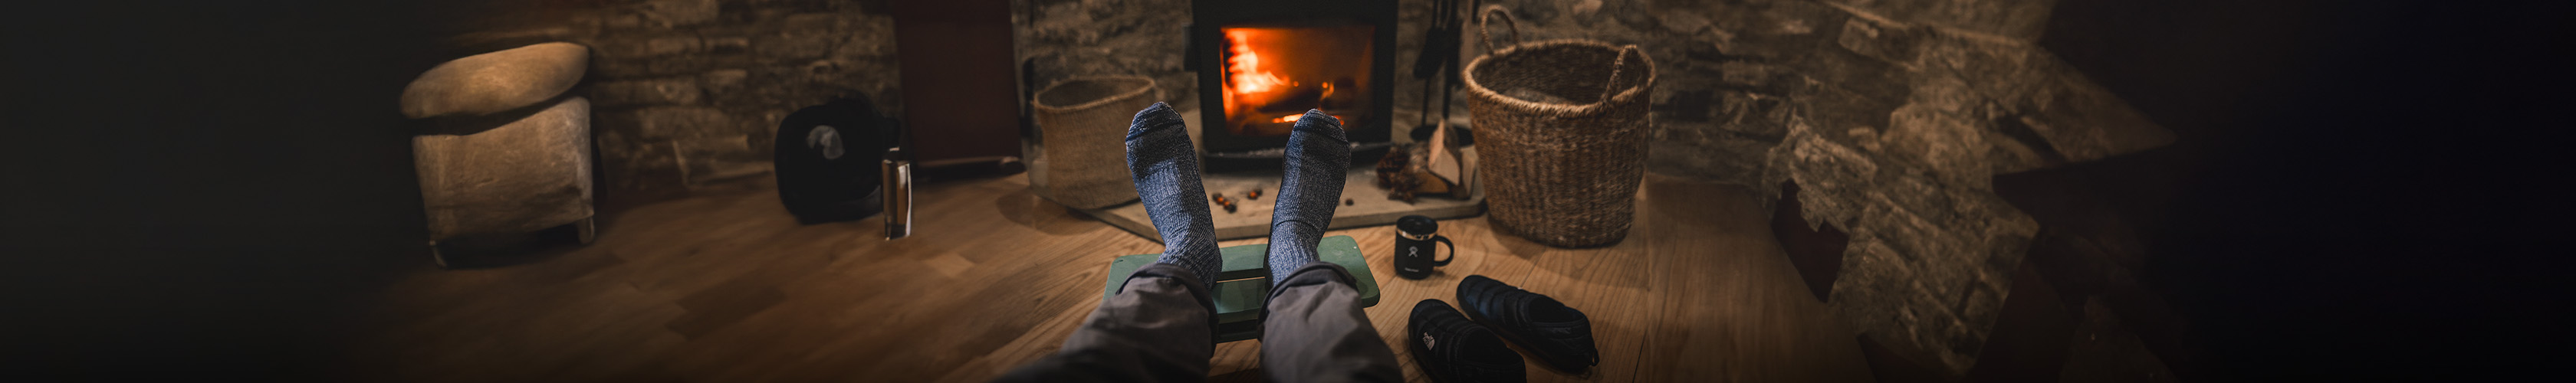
[400,42,596,267]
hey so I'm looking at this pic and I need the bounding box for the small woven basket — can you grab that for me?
[1460,5,1656,247]
[1033,76,1159,209]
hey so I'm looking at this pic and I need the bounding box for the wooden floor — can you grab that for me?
[330,174,1875,382]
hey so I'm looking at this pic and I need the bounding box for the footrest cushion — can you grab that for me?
[1102,235,1379,342]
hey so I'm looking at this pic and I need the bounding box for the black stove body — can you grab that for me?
[1188,0,1399,168]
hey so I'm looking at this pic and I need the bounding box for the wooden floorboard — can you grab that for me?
[331,174,1874,382]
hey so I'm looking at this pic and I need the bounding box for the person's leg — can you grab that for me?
[1261,263,1404,382]
[994,103,1224,382]
[1257,110,1402,382]
[993,264,1214,383]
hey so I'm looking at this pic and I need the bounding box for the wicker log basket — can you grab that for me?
[1032,76,1160,209]
[1460,5,1657,247]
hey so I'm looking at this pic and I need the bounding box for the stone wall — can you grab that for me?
[584,0,901,199]
[1011,0,1196,115]
[1483,0,2171,375]
[438,0,904,205]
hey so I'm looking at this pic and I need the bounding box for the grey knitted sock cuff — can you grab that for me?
[1128,102,1222,289]
[1267,110,1349,285]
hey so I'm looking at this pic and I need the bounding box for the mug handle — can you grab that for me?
[1431,235,1456,267]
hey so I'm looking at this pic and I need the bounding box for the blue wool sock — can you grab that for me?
[1126,103,1223,290]
[1267,110,1351,285]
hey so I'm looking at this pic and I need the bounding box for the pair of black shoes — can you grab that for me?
[1408,275,1600,382]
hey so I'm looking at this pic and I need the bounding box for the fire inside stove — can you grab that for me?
[1219,25,1375,137]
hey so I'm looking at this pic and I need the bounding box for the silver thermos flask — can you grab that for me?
[882,146,913,240]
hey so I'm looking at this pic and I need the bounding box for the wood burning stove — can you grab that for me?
[1189,0,1399,169]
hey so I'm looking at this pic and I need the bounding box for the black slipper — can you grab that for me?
[1457,275,1598,374]
[1408,300,1527,382]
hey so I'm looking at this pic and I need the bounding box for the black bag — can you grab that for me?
[774,96,899,224]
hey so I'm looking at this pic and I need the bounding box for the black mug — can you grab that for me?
[1393,215,1456,280]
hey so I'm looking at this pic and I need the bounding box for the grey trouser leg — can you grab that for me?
[993,263,1214,383]
[1260,262,1404,382]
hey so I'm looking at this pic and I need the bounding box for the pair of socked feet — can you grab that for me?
[1127,103,1349,289]
[1129,103,1595,382]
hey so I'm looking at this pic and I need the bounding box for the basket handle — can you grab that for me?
[1598,44,1643,105]
[1478,5,1523,53]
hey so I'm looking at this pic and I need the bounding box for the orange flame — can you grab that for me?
[1227,30,1296,94]
[1272,113,1346,123]
[1224,27,1361,131]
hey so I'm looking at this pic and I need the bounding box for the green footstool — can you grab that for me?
[1103,235,1381,343]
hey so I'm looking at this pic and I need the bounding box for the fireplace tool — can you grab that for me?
[1414,0,1470,144]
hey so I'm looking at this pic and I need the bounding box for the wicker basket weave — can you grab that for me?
[1033,76,1159,209]
[1460,5,1656,247]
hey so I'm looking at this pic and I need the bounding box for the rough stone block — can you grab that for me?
[1836,15,1931,66]
[833,27,894,59]
[759,33,840,61]
[621,106,736,139]
[705,37,752,54]
[1709,0,1846,62]
[1913,31,2046,101]
[1717,90,1794,139]
[1884,100,1999,188]
[601,134,680,192]
[642,36,705,57]
[597,13,647,30]
[1796,83,1903,142]
[784,12,849,31]
[1831,238,1933,353]
[1717,61,1802,95]
[1774,129,1881,228]
[591,53,725,77]
[1798,46,1913,109]
[1904,73,1985,117]
[639,0,721,28]
[699,69,750,95]
[673,134,772,188]
[594,77,705,106]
